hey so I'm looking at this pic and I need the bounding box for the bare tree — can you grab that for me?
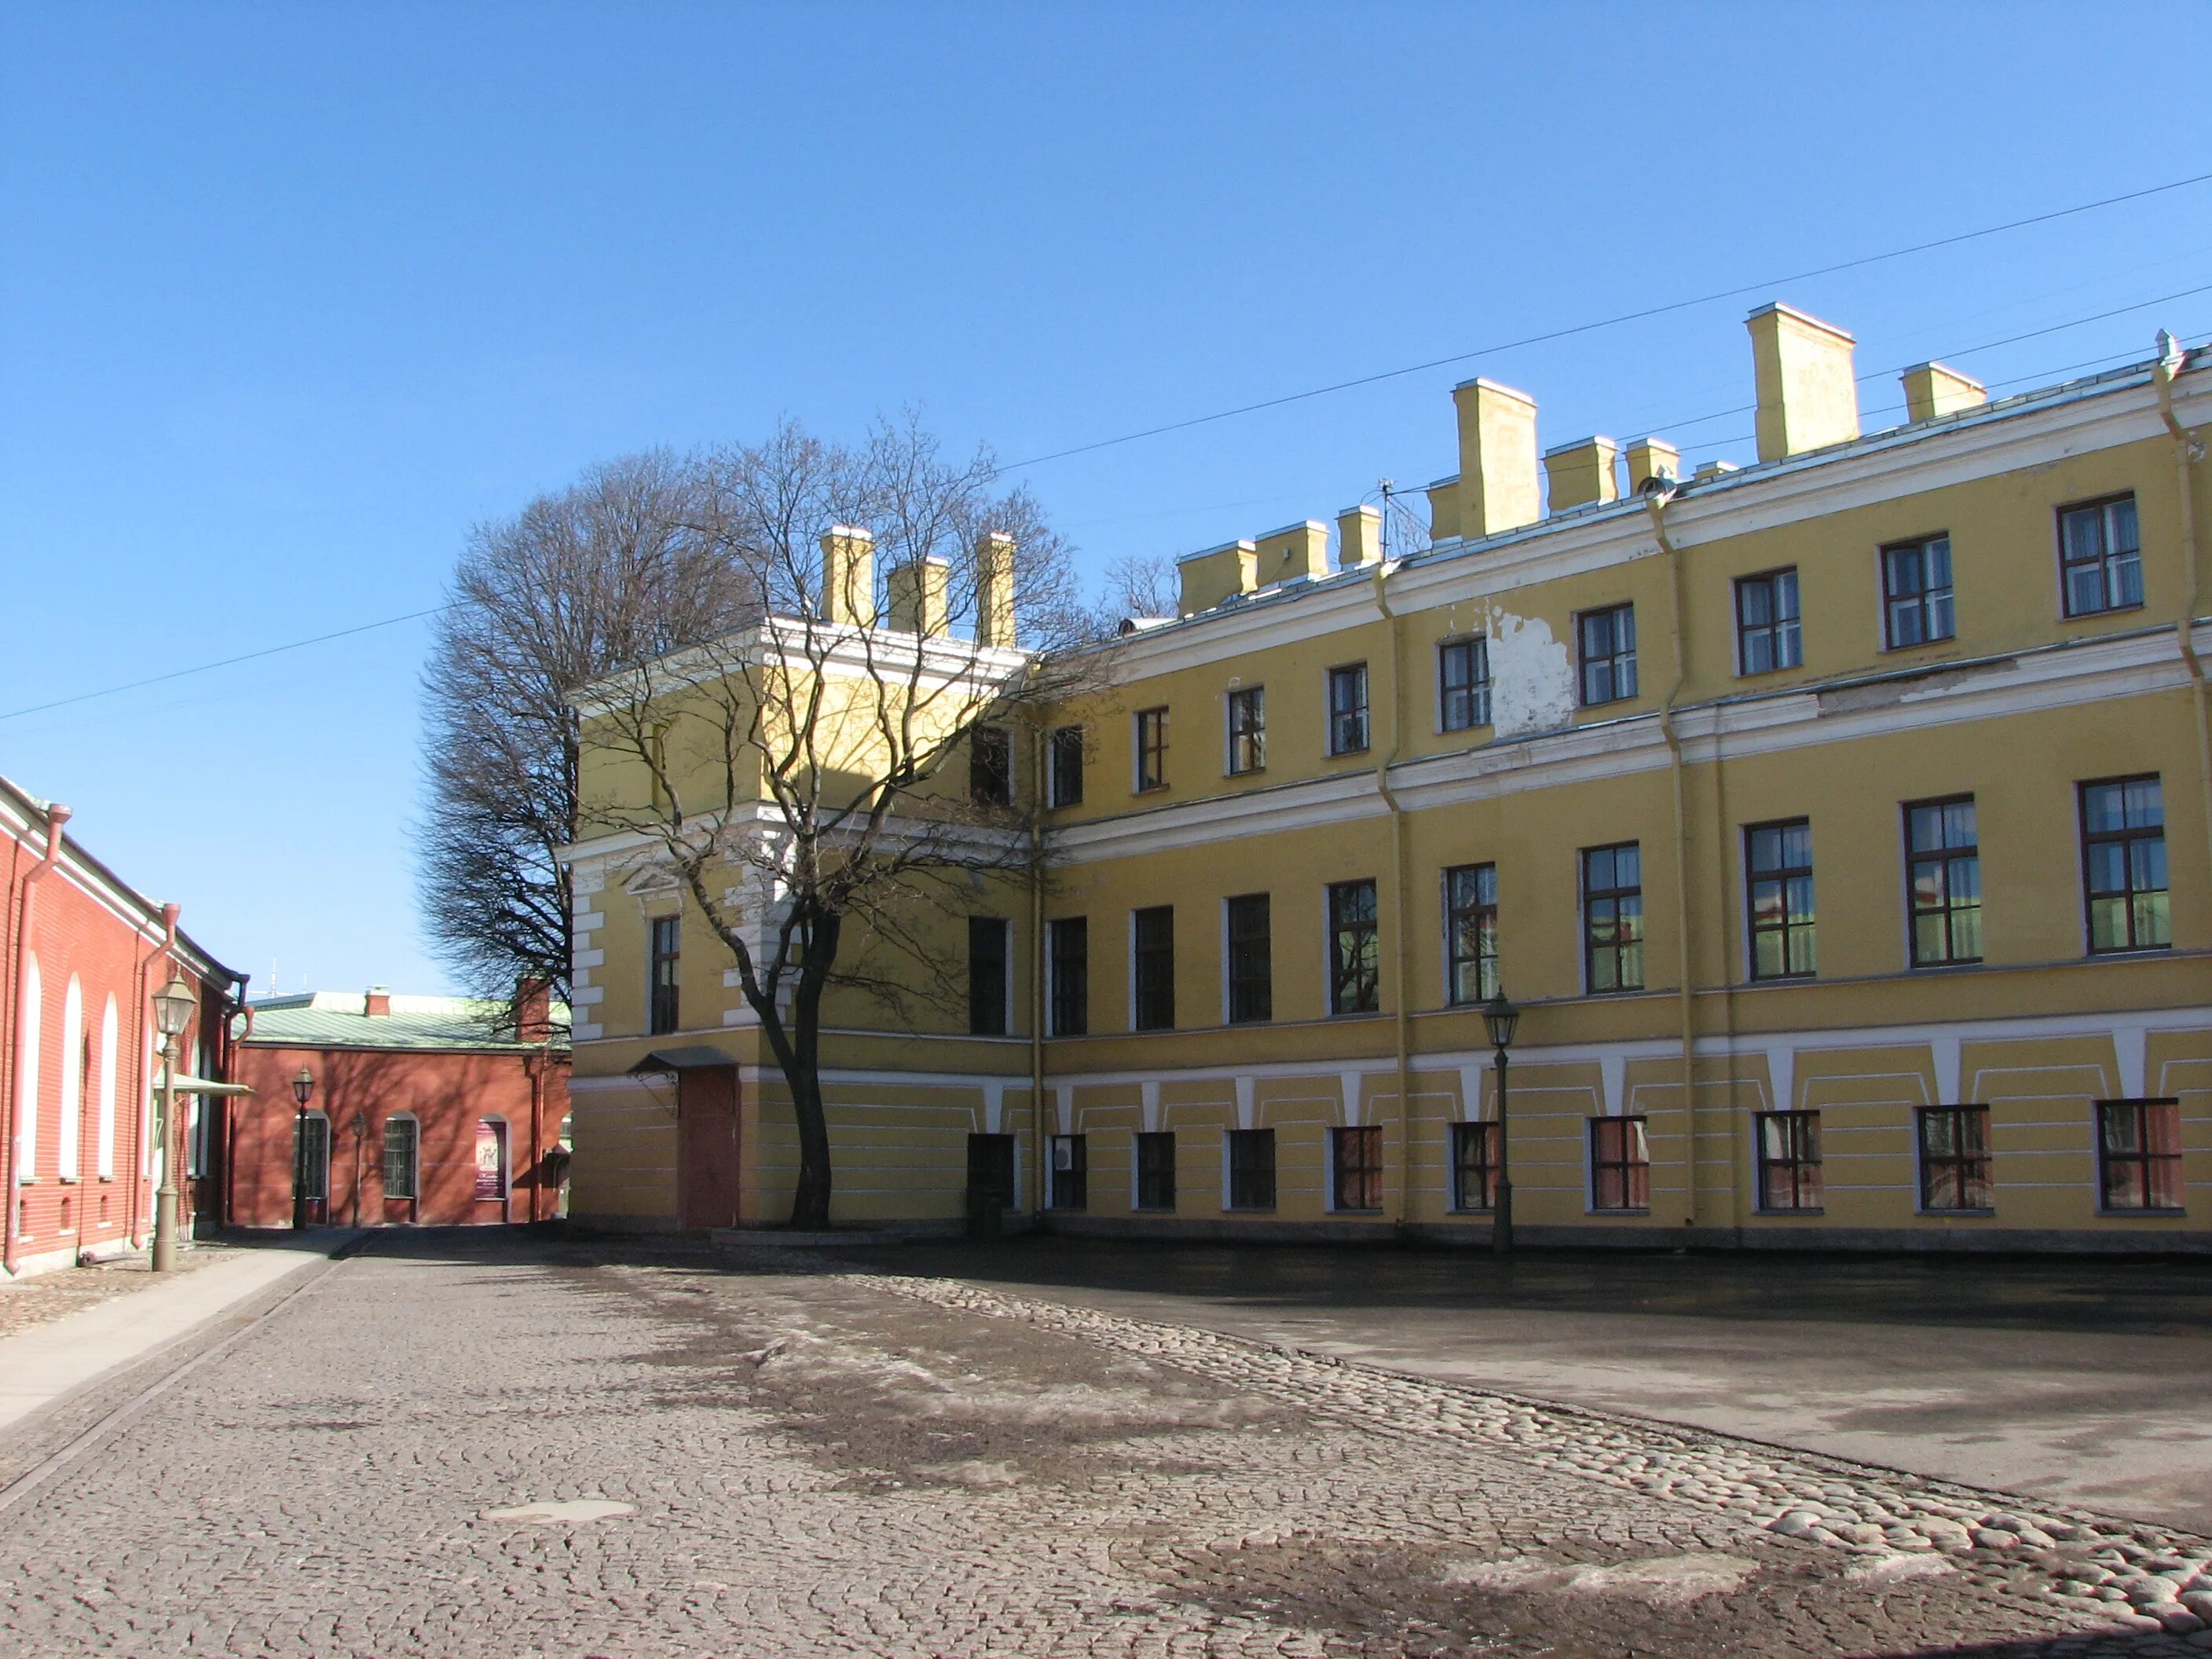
[1094,552,1178,628]
[576,418,1101,1228]
[417,452,757,1011]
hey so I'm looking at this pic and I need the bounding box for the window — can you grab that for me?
[967,1133,1017,1214]
[1917,1107,1991,1212]
[1047,1133,1087,1210]
[381,1117,418,1201]
[970,725,1013,808]
[2082,776,2169,953]
[1328,880,1379,1016]
[1756,1112,1822,1211]
[1047,917,1088,1037]
[1906,797,1981,967]
[1332,1125,1382,1211]
[1451,1121,1497,1212]
[1746,819,1815,981]
[969,917,1009,1035]
[1578,603,1638,706]
[1048,725,1085,808]
[1439,635,1492,731]
[1225,894,1273,1024]
[294,1113,330,1203]
[1227,686,1265,775]
[2059,493,2143,617]
[648,915,681,1035]
[1882,534,1954,648]
[2097,1100,2183,1212]
[1445,864,1498,1005]
[1134,1131,1176,1210]
[1590,1117,1650,1211]
[1226,1128,1276,1210]
[1327,664,1369,756]
[1132,906,1175,1031]
[1581,843,1644,994]
[1134,707,1169,792]
[1734,569,1802,675]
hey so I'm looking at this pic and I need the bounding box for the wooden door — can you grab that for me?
[676,1066,740,1231]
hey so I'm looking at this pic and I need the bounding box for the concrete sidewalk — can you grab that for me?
[0,1231,364,1436]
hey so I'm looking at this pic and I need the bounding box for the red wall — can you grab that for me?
[226,1041,569,1228]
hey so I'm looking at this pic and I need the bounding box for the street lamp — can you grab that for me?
[291,1067,316,1231]
[149,976,197,1273]
[1480,988,1519,1256]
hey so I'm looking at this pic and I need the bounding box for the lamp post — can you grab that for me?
[291,1067,316,1230]
[1480,988,1520,1256]
[149,976,197,1273]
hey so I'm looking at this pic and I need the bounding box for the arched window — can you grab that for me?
[381,1115,419,1201]
[97,997,118,1180]
[14,957,38,1182]
[58,976,82,1181]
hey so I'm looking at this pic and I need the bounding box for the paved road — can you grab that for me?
[0,1229,2203,1657]
[856,1238,2212,1533]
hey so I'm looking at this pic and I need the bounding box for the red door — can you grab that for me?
[676,1066,740,1231]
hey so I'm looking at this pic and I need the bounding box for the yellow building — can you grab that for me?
[564,304,2212,1252]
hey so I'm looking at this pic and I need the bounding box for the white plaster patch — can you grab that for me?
[483,1499,635,1525]
[1441,1552,1757,1606]
[1484,605,1579,740]
[1845,1554,1955,1587]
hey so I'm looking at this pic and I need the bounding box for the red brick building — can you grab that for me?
[226,985,569,1228]
[2,776,247,1279]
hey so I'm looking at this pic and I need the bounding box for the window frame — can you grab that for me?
[1224,893,1273,1025]
[2079,775,2170,955]
[1047,916,1088,1038]
[2057,492,2144,620]
[1047,1133,1088,1210]
[1733,566,1803,676]
[1048,724,1085,809]
[968,915,1011,1036]
[1131,906,1175,1032]
[1226,685,1266,775]
[1580,842,1644,994]
[1326,662,1370,756]
[1133,706,1169,793]
[1443,863,1499,1007]
[1588,1115,1650,1213]
[1916,1105,1993,1214]
[1331,1124,1383,1213]
[1438,635,1492,733]
[1327,878,1380,1016]
[1881,533,1955,650]
[294,1111,331,1203]
[1754,1110,1823,1213]
[1904,795,1981,969]
[1450,1120,1498,1213]
[380,1114,419,1202]
[1577,602,1638,708]
[1225,1127,1276,1211]
[1133,1130,1176,1211]
[2096,1098,2184,1214]
[969,724,1014,808]
[647,914,681,1036]
[1745,818,1816,983]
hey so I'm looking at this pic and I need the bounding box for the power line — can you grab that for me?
[0,606,449,723]
[998,170,2212,472]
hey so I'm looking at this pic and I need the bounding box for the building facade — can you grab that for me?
[565,305,2212,1252]
[226,986,570,1229]
[2,778,245,1278]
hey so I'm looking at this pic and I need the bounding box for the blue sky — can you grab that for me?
[3,2,2209,998]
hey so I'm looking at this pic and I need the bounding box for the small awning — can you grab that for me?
[627,1047,737,1075]
[155,1070,255,1096]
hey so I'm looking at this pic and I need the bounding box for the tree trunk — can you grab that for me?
[781,907,840,1229]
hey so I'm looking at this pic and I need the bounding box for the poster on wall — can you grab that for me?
[474,1119,506,1200]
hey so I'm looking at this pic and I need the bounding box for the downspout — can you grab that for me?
[2152,337,2212,904]
[1027,720,1046,1225]
[133,903,181,1250]
[1370,558,1415,1232]
[1643,487,1703,1233]
[224,999,254,1232]
[3,801,71,1275]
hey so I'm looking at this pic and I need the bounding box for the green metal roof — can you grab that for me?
[240,991,571,1054]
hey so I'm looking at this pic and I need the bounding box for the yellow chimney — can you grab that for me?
[1544,437,1621,514]
[1336,504,1382,568]
[1900,361,1987,423]
[1625,437,1681,494]
[1747,302,1860,462]
[1177,539,1258,617]
[1254,520,1329,587]
[886,557,950,636]
[1426,475,1462,543]
[974,532,1016,647]
[1452,378,1540,540]
[820,526,875,628]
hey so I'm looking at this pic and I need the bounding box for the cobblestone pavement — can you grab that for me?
[0,1242,243,1339]
[0,1229,2203,1658]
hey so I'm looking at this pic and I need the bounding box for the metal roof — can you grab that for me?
[240,991,572,1054]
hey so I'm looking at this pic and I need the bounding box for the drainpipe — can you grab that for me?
[3,801,71,1275]
[1369,558,1415,1232]
[1027,720,1046,1225]
[132,903,181,1251]
[2151,335,2212,907]
[1643,488,1705,1233]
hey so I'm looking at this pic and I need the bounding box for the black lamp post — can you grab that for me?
[291,1067,316,1230]
[148,976,197,1273]
[1480,988,1520,1255]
